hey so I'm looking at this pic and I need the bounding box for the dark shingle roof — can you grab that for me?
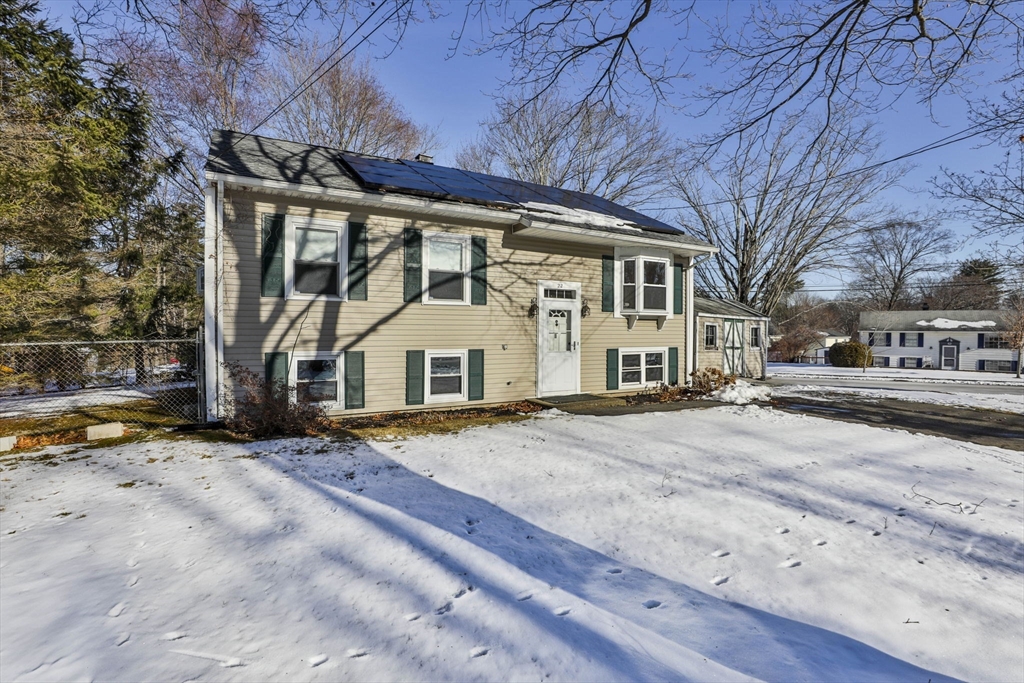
[860,309,1008,331]
[693,297,768,319]
[206,130,715,251]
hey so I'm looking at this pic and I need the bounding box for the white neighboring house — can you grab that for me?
[859,309,1020,373]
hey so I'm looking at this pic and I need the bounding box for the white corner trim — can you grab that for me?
[215,179,225,420]
[203,183,218,421]
[684,259,694,384]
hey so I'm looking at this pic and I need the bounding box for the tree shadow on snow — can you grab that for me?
[267,440,961,683]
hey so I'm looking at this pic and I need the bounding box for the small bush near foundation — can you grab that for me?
[829,340,873,368]
[689,368,736,396]
[222,363,328,437]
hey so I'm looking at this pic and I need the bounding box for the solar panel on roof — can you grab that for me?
[401,160,518,205]
[340,154,448,197]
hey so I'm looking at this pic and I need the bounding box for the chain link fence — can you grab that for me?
[0,337,203,437]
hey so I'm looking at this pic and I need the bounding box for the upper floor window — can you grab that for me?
[285,217,348,300]
[983,334,1011,349]
[424,233,471,304]
[621,257,668,314]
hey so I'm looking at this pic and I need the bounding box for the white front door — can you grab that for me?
[941,345,957,370]
[537,281,581,397]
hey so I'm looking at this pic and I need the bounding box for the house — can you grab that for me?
[202,131,718,420]
[859,310,1020,372]
[693,298,769,379]
[801,332,850,364]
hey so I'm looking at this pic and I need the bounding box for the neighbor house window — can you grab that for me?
[903,334,920,347]
[982,360,1012,372]
[620,349,666,387]
[620,256,669,314]
[983,334,1011,349]
[704,324,718,350]
[286,217,347,299]
[426,350,466,401]
[424,233,470,303]
[292,353,341,406]
[750,326,761,348]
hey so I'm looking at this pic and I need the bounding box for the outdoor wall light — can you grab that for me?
[527,297,539,318]
[581,297,591,318]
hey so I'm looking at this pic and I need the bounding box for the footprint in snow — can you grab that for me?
[812,539,827,546]
[435,602,453,615]
[115,633,130,647]
[554,607,571,616]
[308,654,328,667]
[710,576,729,586]
[775,527,790,534]
[161,631,187,641]
[871,530,882,536]
[404,613,421,622]
[126,558,139,568]
[346,648,369,659]
[778,559,802,568]
[606,568,623,574]
[711,549,730,558]
[642,600,662,609]
[516,591,533,602]
[127,575,139,587]
[107,602,126,617]
[470,647,489,658]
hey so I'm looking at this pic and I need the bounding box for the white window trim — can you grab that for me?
[704,323,719,350]
[425,349,468,403]
[612,247,674,320]
[421,231,472,306]
[290,351,344,409]
[284,216,349,301]
[619,347,669,388]
[750,325,761,348]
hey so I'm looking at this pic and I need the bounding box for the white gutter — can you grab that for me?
[687,252,715,385]
[206,172,517,226]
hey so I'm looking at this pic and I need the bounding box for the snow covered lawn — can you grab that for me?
[769,362,1024,385]
[2,407,1022,682]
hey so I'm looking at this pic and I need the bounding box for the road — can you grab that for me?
[764,376,1024,396]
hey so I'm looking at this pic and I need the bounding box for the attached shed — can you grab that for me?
[693,298,769,380]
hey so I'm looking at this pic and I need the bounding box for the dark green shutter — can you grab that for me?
[673,264,683,315]
[345,351,364,409]
[404,229,422,302]
[348,222,368,301]
[261,214,285,297]
[471,237,487,305]
[668,347,679,385]
[406,350,424,405]
[468,349,484,400]
[265,352,288,397]
[602,256,614,312]
[606,348,618,390]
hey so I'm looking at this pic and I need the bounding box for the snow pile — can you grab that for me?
[521,202,645,232]
[2,409,1021,682]
[916,318,996,329]
[710,380,771,404]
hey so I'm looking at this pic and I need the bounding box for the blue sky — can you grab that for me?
[41,1,1015,292]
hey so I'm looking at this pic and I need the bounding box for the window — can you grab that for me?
[543,288,576,299]
[291,353,342,407]
[750,326,761,348]
[983,360,1013,372]
[285,217,348,299]
[620,349,666,387]
[426,350,466,402]
[618,251,671,315]
[903,334,920,348]
[704,324,718,350]
[983,334,1011,349]
[424,233,470,303]
[872,356,889,367]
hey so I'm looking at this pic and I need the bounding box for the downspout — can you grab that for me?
[685,253,713,385]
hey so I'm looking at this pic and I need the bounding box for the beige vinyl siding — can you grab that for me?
[218,189,690,415]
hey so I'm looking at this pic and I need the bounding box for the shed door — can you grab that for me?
[723,319,744,376]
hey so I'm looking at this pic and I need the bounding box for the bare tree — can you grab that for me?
[268,41,437,158]
[673,113,901,316]
[917,257,1007,310]
[1004,292,1024,378]
[847,218,953,311]
[86,0,271,197]
[456,89,678,207]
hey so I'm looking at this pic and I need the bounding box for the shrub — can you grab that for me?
[829,340,873,367]
[689,368,736,396]
[222,362,329,437]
